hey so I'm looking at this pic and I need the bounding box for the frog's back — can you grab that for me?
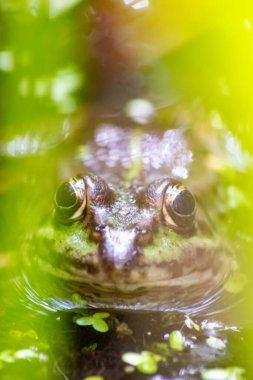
[78,123,193,186]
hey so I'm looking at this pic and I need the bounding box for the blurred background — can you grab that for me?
[0,0,253,378]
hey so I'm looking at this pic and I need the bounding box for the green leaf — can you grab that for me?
[83,377,104,380]
[75,316,94,326]
[92,318,109,333]
[224,272,248,294]
[122,350,162,374]
[137,359,158,374]
[151,342,171,357]
[81,343,97,354]
[201,367,245,380]
[206,337,226,350]
[93,312,110,319]
[202,368,230,380]
[122,352,142,366]
[185,315,201,331]
[71,293,87,307]
[169,330,185,351]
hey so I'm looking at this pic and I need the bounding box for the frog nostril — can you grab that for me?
[91,225,106,241]
[135,228,153,246]
[95,224,106,232]
[135,227,148,234]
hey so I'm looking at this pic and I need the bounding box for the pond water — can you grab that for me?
[1,1,253,380]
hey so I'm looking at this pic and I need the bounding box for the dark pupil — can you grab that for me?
[56,182,77,208]
[173,190,195,215]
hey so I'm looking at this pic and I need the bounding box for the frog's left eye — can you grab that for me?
[162,183,196,232]
[54,177,86,224]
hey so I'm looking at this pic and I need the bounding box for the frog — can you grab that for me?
[25,123,233,312]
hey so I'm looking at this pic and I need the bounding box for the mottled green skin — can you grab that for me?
[28,126,232,310]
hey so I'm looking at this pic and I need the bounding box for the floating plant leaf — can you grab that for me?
[92,318,109,333]
[169,330,185,351]
[201,366,245,380]
[122,352,143,366]
[122,350,162,375]
[206,336,226,350]
[74,313,110,333]
[137,359,158,374]
[185,315,201,331]
[71,293,88,307]
[82,343,97,354]
[224,272,248,294]
[93,312,110,319]
[75,316,94,326]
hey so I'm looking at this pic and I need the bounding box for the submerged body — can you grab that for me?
[26,123,234,312]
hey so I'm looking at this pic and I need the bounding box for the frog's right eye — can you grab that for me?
[162,182,196,233]
[54,177,86,223]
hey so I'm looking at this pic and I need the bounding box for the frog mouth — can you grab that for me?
[34,241,231,293]
[26,223,233,311]
[31,250,231,313]
[25,239,233,312]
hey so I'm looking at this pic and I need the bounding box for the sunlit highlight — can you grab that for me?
[123,0,149,10]
[51,68,83,113]
[245,18,251,29]
[49,0,82,18]
[125,98,154,124]
[0,51,14,71]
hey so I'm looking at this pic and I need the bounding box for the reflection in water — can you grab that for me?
[82,124,192,181]
[0,119,71,156]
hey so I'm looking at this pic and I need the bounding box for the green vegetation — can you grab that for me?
[74,313,110,333]
[201,367,245,380]
[168,330,185,351]
[122,351,163,375]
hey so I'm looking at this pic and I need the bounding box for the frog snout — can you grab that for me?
[98,226,139,270]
